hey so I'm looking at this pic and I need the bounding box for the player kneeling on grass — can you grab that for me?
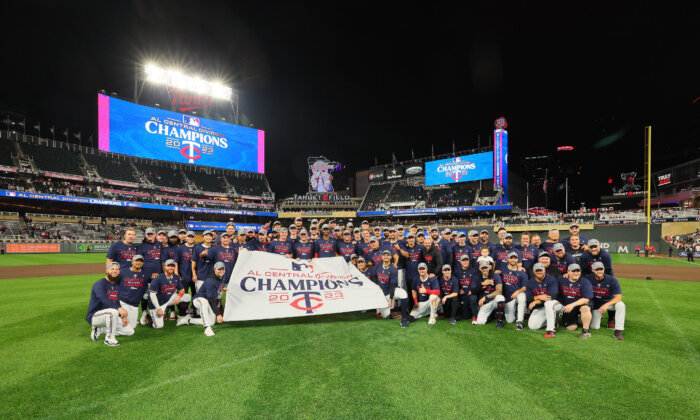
[181,262,227,336]
[438,265,459,325]
[526,263,560,337]
[584,261,626,340]
[409,262,440,325]
[375,250,409,328]
[472,261,506,327]
[148,259,191,329]
[501,252,528,331]
[557,264,594,339]
[86,262,134,346]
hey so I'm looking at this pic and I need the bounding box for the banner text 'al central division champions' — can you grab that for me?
[424,151,493,186]
[223,249,388,321]
[98,94,264,173]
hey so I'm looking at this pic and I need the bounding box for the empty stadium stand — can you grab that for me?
[83,151,140,183]
[185,169,226,192]
[18,141,85,175]
[0,140,17,167]
[226,174,269,196]
[134,161,185,189]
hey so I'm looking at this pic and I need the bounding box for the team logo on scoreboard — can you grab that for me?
[145,116,228,164]
[180,141,202,161]
[436,156,476,182]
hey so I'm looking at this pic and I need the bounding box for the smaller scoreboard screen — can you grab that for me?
[424,152,494,186]
[98,94,264,173]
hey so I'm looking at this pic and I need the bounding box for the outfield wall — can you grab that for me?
[0,242,111,254]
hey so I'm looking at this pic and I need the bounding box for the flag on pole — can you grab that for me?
[542,178,548,193]
[50,126,54,134]
[17,119,25,127]
[33,123,40,132]
[74,131,81,140]
[63,129,69,139]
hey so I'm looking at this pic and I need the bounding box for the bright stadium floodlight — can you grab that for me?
[144,64,232,101]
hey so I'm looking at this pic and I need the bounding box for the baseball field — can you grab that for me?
[2,253,699,419]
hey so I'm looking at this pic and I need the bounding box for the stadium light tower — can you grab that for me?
[143,64,232,101]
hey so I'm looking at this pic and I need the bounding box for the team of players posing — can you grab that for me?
[86,218,626,346]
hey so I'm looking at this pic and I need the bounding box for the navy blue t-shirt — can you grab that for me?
[439,275,459,297]
[107,241,137,270]
[174,244,195,282]
[148,273,184,309]
[525,275,559,307]
[500,266,528,302]
[414,277,440,303]
[193,276,224,300]
[455,265,479,291]
[374,263,398,295]
[118,267,148,305]
[315,238,337,258]
[293,241,315,260]
[551,253,576,276]
[583,273,622,309]
[579,249,614,275]
[86,277,121,324]
[336,241,357,261]
[514,244,539,270]
[558,277,593,305]
[137,241,163,279]
[193,243,214,280]
[493,245,522,272]
[403,244,425,281]
[267,240,293,256]
[210,244,237,284]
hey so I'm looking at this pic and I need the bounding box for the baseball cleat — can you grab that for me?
[516,322,523,331]
[607,320,615,330]
[401,319,408,328]
[471,317,478,325]
[450,318,456,325]
[169,311,176,321]
[104,338,120,346]
[614,330,624,340]
[376,312,383,319]
[543,330,556,338]
[578,331,592,339]
[91,327,101,341]
[176,315,191,326]
[139,311,149,326]
[496,320,504,328]
[428,317,436,325]
[204,327,215,337]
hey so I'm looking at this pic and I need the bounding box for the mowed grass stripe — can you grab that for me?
[0,253,107,267]
[1,274,700,419]
[610,253,698,267]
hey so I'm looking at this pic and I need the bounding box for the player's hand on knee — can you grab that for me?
[118,307,128,318]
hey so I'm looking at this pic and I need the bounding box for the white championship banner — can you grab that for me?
[223,249,388,321]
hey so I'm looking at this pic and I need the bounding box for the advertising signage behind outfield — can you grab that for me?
[7,243,60,253]
[368,170,385,182]
[385,166,404,180]
[404,165,423,176]
[98,94,265,173]
[424,152,494,186]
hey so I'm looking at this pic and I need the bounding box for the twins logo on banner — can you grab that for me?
[223,249,387,321]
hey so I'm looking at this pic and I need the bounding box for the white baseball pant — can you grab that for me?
[476,295,505,325]
[195,280,204,292]
[377,289,408,318]
[91,308,134,340]
[528,300,563,330]
[410,294,439,319]
[149,293,191,329]
[188,297,217,328]
[119,301,140,328]
[504,293,526,323]
[591,301,626,330]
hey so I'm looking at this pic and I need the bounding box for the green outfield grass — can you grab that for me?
[0,253,106,267]
[1,272,699,419]
[610,253,699,267]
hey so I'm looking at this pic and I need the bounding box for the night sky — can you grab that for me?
[2,1,700,207]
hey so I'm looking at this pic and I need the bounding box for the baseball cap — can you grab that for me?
[157,230,166,236]
[430,227,438,232]
[479,261,491,269]
[442,228,451,234]
[311,219,318,224]
[538,251,551,258]
[460,254,470,261]
[133,254,144,261]
[568,263,581,272]
[442,264,452,271]
[186,231,196,237]
[353,227,360,233]
[416,232,425,237]
[258,228,268,234]
[107,261,120,269]
[409,223,417,228]
[381,250,391,256]
[164,259,176,266]
[295,216,302,221]
[388,226,396,232]
[144,227,156,235]
[357,257,366,262]
[273,221,282,226]
[382,227,389,232]
[591,261,605,270]
[346,222,353,227]
[289,224,297,230]
[214,261,226,270]
[588,239,600,247]
[480,230,489,234]
[469,230,479,237]
[373,226,380,231]
[417,262,428,269]
[497,227,507,232]
[279,227,288,232]
[504,233,513,239]
[350,253,358,259]
[334,227,341,231]
[553,243,565,252]
[299,229,308,235]
[406,232,415,238]
[168,230,178,238]
[533,263,545,272]
[508,251,519,258]
[178,228,187,234]
[227,222,236,227]
[570,223,579,228]
[203,230,213,236]
[457,232,466,238]
[343,230,351,235]
[322,224,330,229]
[362,220,369,224]
[369,236,378,243]
[549,228,558,233]
[396,225,404,230]
[220,232,230,237]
